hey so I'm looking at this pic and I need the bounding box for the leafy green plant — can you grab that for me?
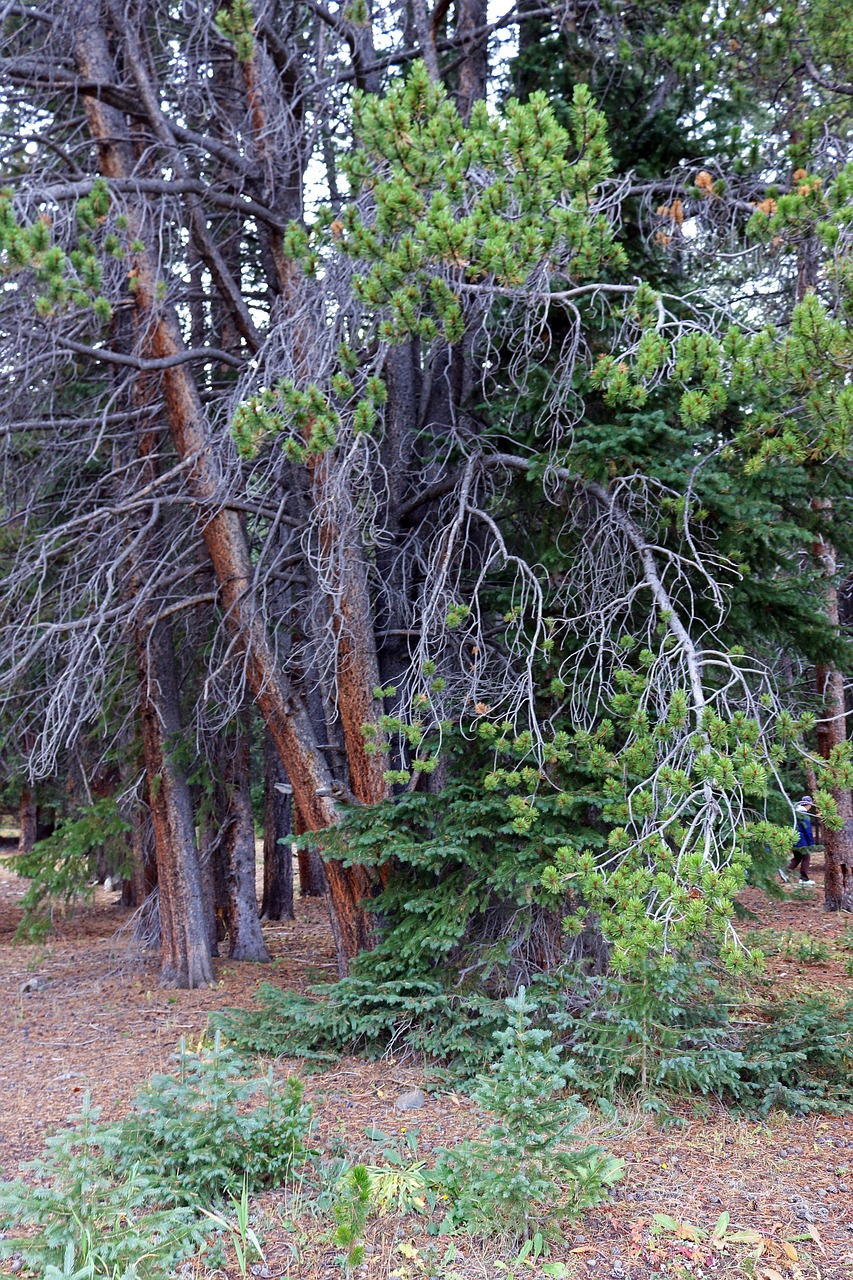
[555,965,853,1115]
[0,1097,204,1280]
[554,956,745,1104]
[216,971,513,1075]
[433,989,623,1242]
[361,1126,431,1215]
[200,1174,265,1279]
[795,936,830,964]
[331,1165,372,1274]
[780,930,830,964]
[733,996,853,1114]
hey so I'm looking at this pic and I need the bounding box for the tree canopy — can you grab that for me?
[2,0,853,987]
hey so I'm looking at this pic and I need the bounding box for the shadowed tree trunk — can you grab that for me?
[293,799,328,897]
[262,728,295,921]
[813,513,853,912]
[137,621,215,987]
[125,776,157,910]
[220,714,270,961]
[18,785,36,854]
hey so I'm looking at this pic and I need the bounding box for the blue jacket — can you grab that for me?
[794,808,814,848]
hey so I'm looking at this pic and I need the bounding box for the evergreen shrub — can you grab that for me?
[0,1035,313,1280]
[553,957,745,1102]
[121,1032,313,1201]
[733,996,853,1115]
[14,797,131,940]
[432,989,623,1242]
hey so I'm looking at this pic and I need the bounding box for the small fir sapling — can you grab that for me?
[433,988,623,1241]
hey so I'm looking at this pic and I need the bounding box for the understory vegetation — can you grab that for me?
[0,1010,624,1276]
[220,964,853,1118]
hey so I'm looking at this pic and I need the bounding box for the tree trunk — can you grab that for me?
[455,0,488,121]
[262,728,295,920]
[126,778,157,910]
[74,0,377,971]
[18,786,37,854]
[221,715,270,961]
[293,799,328,897]
[137,621,215,987]
[813,511,853,911]
[798,237,853,911]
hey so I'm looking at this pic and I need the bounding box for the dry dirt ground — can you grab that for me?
[1,848,852,1280]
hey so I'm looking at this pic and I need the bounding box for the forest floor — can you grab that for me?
[1,844,853,1280]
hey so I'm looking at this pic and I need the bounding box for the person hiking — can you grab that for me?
[786,795,817,886]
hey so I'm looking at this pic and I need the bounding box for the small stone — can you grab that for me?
[394,1088,425,1111]
[839,1182,849,1192]
[795,1208,815,1222]
[11,1259,22,1273]
[250,1266,269,1278]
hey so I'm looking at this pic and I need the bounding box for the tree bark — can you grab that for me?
[455,0,488,121]
[262,728,295,920]
[293,798,328,897]
[813,510,853,911]
[18,786,37,854]
[137,621,215,986]
[126,783,157,910]
[74,0,377,971]
[221,714,270,961]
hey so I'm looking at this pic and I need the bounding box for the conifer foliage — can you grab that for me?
[2,0,853,997]
[433,988,624,1241]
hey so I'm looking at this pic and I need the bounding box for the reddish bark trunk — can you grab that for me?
[239,37,391,813]
[74,1,378,970]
